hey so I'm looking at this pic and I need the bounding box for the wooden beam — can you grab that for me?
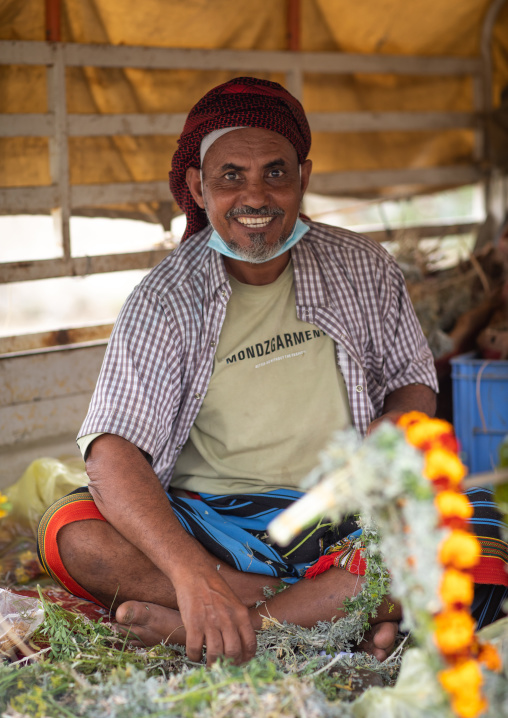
[0,249,171,283]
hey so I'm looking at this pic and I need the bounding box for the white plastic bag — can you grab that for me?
[0,587,44,655]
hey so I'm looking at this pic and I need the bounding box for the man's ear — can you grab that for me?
[186,166,205,209]
[300,159,312,196]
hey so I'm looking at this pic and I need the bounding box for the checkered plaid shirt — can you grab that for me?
[79,220,438,490]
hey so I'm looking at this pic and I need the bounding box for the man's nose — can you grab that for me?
[239,177,270,209]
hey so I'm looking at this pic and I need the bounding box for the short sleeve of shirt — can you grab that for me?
[78,286,182,460]
[77,433,103,460]
[381,257,438,394]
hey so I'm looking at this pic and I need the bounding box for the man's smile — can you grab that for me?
[235,216,274,228]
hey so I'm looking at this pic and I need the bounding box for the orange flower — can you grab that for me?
[438,657,483,694]
[439,530,481,570]
[405,418,455,450]
[434,610,476,654]
[451,692,488,718]
[397,411,430,429]
[439,659,487,718]
[440,568,474,608]
[478,642,502,672]
[435,492,474,521]
[424,448,467,486]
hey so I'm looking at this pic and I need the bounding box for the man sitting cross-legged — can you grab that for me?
[38,78,504,667]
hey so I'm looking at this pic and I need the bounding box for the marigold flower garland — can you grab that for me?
[397,412,502,718]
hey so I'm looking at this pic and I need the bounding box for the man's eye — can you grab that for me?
[224,172,240,180]
[268,169,284,178]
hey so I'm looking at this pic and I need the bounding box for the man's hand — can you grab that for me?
[174,564,257,665]
[366,409,402,435]
[86,434,257,667]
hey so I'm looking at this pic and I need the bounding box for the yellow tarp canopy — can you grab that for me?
[1,0,507,213]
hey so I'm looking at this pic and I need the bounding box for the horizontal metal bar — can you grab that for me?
[0,167,481,215]
[0,343,105,404]
[67,113,186,136]
[0,182,171,211]
[0,40,482,76]
[0,324,113,355]
[0,249,171,283]
[0,111,477,139]
[308,165,482,194]
[463,468,508,489]
[0,114,54,137]
[0,185,59,212]
[71,181,170,207]
[0,40,54,65]
[308,111,477,133]
[363,222,478,242]
[299,52,481,77]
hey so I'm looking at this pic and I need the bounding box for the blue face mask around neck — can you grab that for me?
[207,217,310,263]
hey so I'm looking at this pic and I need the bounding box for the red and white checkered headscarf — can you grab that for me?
[169,77,311,242]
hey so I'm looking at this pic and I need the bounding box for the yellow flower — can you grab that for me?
[0,492,11,519]
[15,566,29,584]
[434,609,476,654]
[439,530,481,569]
[435,491,474,521]
[424,448,466,485]
[440,568,474,608]
[478,642,502,672]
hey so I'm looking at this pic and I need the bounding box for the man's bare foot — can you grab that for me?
[116,600,398,664]
[116,600,186,646]
[359,620,399,661]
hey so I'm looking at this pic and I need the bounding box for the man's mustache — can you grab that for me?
[225,206,285,219]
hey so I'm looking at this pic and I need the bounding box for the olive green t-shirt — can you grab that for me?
[171,260,351,494]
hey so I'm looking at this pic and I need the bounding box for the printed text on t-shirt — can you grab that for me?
[225,328,326,365]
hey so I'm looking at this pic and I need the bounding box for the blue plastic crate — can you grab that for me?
[451,352,508,473]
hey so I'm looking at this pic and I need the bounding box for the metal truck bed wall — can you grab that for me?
[0,343,106,489]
